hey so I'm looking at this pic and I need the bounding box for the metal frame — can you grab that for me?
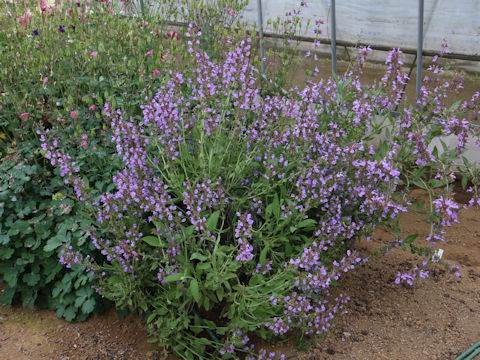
[257,0,266,78]
[255,0,428,95]
[417,0,424,97]
[331,0,337,77]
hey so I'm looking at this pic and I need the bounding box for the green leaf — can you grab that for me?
[216,286,224,301]
[462,156,471,169]
[259,246,268,265]
[163,272,184,282]
[44,234,64,252]
[412,180,427,190]
[183,225,195,236]
[108,275,122,284]
[34,220,52,237]
[196,262,211,271]
[21,290,37,309]
[206,210,220,232]
[216,327,226,335]
[0,285,16,305]
[297,219,317,229]
[272,194,280,219]
[0,247,15,260]
[404,233,418,245]
[429,179,444,188]
[449,99,462,111]
[2,266,19,286]
[45,263,63,283]
[146,313,156,323]
[414,201,425,210]
[63,305,77,321]
[189,279,200,303]
[203,295,210,310]
[52,284,63,298]
[8,220,31,236]
[249,274,262,286]
[285,242,292,257]
[190,252,208,261]
[23,272,40,286]
[142,236,162,247]
[81,298,95,314]
[56,304,65,318]
[116,308,130,319]
[16,252,35,265]
[74,295,87,308]
[0,234,10,245]
[461,175,468,189]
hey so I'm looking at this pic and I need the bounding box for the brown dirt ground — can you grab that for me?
[1,189,479,360]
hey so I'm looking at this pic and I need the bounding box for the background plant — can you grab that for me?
[0,0,188,320]
[262,1,310,94]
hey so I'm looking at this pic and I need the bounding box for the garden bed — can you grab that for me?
[1,189,479,360]
[2,2,480,359]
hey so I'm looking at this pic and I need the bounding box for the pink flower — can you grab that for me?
[226,7,235,16]
[70,111,78,119]
[40,0,47,12]
[20,113,29,119]
[81,134,88,140]
[17,12,32,29]
[81,140,88,148]
[42,77,48,85]
[152,69,160,77]
[90,51,98,58]
[146,50,153,57]
[89,105,96,111]
[166,32,180,40]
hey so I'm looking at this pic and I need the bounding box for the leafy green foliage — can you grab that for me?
[0,154,110,320]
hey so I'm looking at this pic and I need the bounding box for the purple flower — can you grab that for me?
[58,25,65,33]
[40,31,474,357]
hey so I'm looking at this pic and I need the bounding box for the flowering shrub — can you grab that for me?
[42,35,372,357]
[38,23,480,357]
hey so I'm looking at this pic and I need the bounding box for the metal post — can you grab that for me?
[257,0,266,77]
[139,0,145,18]
[416,0,424,97]
[331,0,337,77]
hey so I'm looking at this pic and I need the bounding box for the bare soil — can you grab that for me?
[286,57,480,111]
[1,189,479,360]
[297,189,480,360]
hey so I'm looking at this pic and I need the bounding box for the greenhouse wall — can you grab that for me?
[126,0,480,57]
[244,0,480,57]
